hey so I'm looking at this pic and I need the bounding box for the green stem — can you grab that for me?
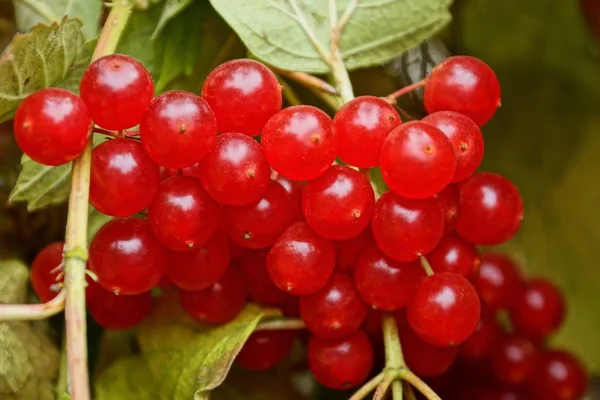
[382,312,405,367]
[348,372,384,400]
[255,318,305,331]
[392,380,403,400]
[329,49,354,103]
[400,369,441,400]
[420,255,435,276]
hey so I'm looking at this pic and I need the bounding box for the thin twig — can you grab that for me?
[279,78,303,106]
[348,372,384,400]
[400,369,441,400]
[272,67,338,95]
[385,80,427,104]
[420,255,435,276]
[0,290,65,320]
[373,375,393,399]
[404,382,417,400]
[392,380,403,400]
[255,318,305,331]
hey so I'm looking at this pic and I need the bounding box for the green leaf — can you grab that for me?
[56,39,95,94]
[152,0,194,39]
[209,0,452,73]
[0,17,84,122]
[87,207,112,243]
[0,259,29,304]
[117,4,163,76]
[12,0,102,40]
[95,356,157,400]
[212,367,306,400]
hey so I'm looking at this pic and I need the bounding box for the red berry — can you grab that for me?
[267,222,335,295]
[236,330,297,371]
[407,272,481,346]
[80,54,154,130]
[273,173,304,222]
[140,90,217,168]
[427,233,481,277]
[223,180,292,249]
[160,163,202,181]
[199,132,271,205]
[474,252,522,310]
[180,267,247,324]
[262,105,336,181]
[380,121,456,199]
[89,218,167,295]
[424,56,501,126]
[435,184,461,235]
[240,251,289,306]
[456,172,524,245]
[371,192,444,262]
[90,138,160,217]
[30,242,64,302]
[307,331,374,390]
[530,349,588,400]
[201,59,282,136]
[148,176,221,251]
[87,283,153,330]
[491,334,537,385]
[335,227,375,274]
[14,88,91,165]
[333,96,401,168]
[302,165,375,240]
[280,296,301,318]
[422,111,484,182]
[459,312,501,360]
[354,247,424,310]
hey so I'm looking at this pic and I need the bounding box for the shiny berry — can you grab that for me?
[30,242,64,302]
[240,251,289,306]
[491,334,537,385]
[427,233,481,277]
[530,349,588,400]
[459,313,501,360]
[474,252,522,310]
[236,330,297,371]
[335,227,375,274]
[87,283,153,330]
[273,173,304,221]
[435,184,460,235]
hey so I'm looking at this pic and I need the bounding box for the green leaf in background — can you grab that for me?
[212,367,307,400]
[95,356,157,400]
[0,17,84,122]
[87,207,112,243]
[152,0,194,39]
[56,39,95,94]
[209,0,452,73]
[12,0,102,40]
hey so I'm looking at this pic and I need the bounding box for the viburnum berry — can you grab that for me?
[140,90,217,168]
[89,218,167,295]
[473,252,522,310]
[380,121,456,199]
[307,331,374,390]
[302,165,375,240]
[30,242,64,302]
[273,173,304,222]
[199,132,271,206]
[435,184,460,235]
[160,163,202,181]
[333,95,401,168]
[14,88,91,166]
[424,55,501,126]
[262,105,337,181]
[530,349,588,400]
[491,334,537,385]
[87,283,154,330]
[239,251,289,306]
[236,330,297,371]
[335,227,375,274]
[90,138,161,217]
[80,54,154,130]
[371,192,444,262]
[459,312,501,361]
[427,233,481,277]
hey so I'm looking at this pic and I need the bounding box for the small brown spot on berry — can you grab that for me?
[243,232,251,240]
[332,321,341,329]
[388,114,395,122]
[352,210,361,219]
[424,145,434,154]
[311,134,321,144]
[460,141,469,152]
[247,169,256,179]
[286,284,293,292]
[22,121,30,130]
[178,123,187,134]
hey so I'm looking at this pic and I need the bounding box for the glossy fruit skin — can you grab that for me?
[273,174,304,222]
[30,242,64,302]
[14,88,91,166]
[240,251,289,306]
[510,278,565,339]
[199,132,270,205]
[371,192,444,262]
[380,121,456,199]
[333,96,402,168]
[335,227,375,274]
[354,247,424,310]
[89,218,167,295]
[201,59,282,136]
[87,283,153,330]
[166,233,230,291]
[435,184,460,235]
[459,312,501,360]
[262,105,337,181]
[307,331,374,390]
[474,252,522,310]
[422,111,484,182]
[223,180,292,249]
[236,330,297,371]
[427,233,481,277]
[407,272,481,346]
[300,272,368,339]
[180,267,247,324]
[90,138,161,217]
[456,172,524,245]
[530,349,588,400]
[266,222,335,295]
[491,334,537,385]
[80,54,154,130]
[160,163,202,181]
[140,90,217,168]
[302,166,375,240]
[148,176,221,251]
[424,56,501,126]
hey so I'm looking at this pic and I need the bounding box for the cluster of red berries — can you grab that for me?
[18,54,586,398]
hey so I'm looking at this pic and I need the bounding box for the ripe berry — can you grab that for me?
[427,233,481,277]
[273,174,304,222]
[435,184,460,235]
[407,272,481,346]
[166,233,230,291]
[530,349,588,400]
[201,59,282,136]
[240,251,289,306]
[422,111,484,182]
[90,138,160,217]
[474,252,522,310]
[199,132,270,205]
[140,90,217,168]
[424,56,501,126]
[180,267,247,324]
[354,247,424,310]
[89,218,167,295]
[14,88,91,165]
[223,180,292,249]
[333,96,401,168]
[456,172,524,245]
[491,334,537,385]
[262,105,336,181]
[300,272,367,339]
[30,242,64,302]
[267,222,335,295]
[302,165,375,240]
[160,163,202,181]
[380,121,456,199]
[148,176,221,251]
[307,331,373,390]
[459,312,501,360]
[371,192,444,262]
[236,330,297,371]
[87,283,153,330]
[335,227,375,274]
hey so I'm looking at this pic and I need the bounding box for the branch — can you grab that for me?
[272,67,338,95]
[399,369,441,400]
[0,290,65,320]
[420,255,435,276]
[384,79,426,105]
[348,372,384,400]
[255,318,305,331]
